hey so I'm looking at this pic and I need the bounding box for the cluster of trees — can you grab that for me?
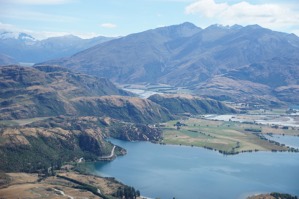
[174,121,187,130]
[244,128,262,132]
[114,186,140,199]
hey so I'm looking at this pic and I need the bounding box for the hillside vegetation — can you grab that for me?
[0,115,166,172]
[0,124,110,172]
[148,94,236,115]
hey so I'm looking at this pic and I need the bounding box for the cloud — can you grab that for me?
[0,22,17,31]
[101,23,117,28]
[0,22,102,40]
[0,0,73,5]
[186,0,228,17]
[185,0,299,31]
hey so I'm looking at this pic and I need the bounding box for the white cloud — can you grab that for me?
[292,29,299,37]
[185,0,299,32]
[186,0,228,17]
[101,23,117,28]
[0,22,17,31]
[0,0,74,5]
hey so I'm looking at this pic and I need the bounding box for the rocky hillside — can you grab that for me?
[71,96,173,123]
[0,65,135,120]
[0,65,176,124]
[42,23,299,105]
[148,94,236,115]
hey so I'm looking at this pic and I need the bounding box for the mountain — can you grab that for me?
[41,23,299,85]
[0,32,113,63]
[0,65,133,120]
[195,57,299,105]
[148,94,236,115]
[0,65,175,123]
[0,53,18,66]
[43,22,202,83]
[42,22,299,105]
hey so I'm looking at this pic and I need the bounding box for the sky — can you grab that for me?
[0,0,299,39]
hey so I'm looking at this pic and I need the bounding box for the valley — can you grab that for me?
[1,20,299,199]
[122,84,299,154]
[120,83,193,98]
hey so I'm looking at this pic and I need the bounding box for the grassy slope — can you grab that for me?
[0,170,141,199]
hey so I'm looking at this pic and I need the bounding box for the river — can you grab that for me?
[87,139,299,199]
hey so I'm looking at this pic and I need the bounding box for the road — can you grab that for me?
[100,146,116,160]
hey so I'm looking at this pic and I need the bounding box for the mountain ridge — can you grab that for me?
[41,22,299,105]
[0,31,114,63]
[0,65,136,120]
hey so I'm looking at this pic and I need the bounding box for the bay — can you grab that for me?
[265,135,299,149]
[88,139,299,199]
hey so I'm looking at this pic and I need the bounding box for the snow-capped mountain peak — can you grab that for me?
[0,31,37,42]
[18,33,36,41]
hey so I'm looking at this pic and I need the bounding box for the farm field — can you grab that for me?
[161,117,299,154]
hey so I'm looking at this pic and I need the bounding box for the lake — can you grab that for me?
[265,135,299,149]
[88,139,299,199]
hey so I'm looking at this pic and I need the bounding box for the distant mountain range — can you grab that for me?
[195,57,299,105]
[0,53,18,66]
[42,22,299,105]
[0,31,114,64]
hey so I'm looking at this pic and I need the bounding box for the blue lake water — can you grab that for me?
[89,139,299,199]
[265,135,299,149]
